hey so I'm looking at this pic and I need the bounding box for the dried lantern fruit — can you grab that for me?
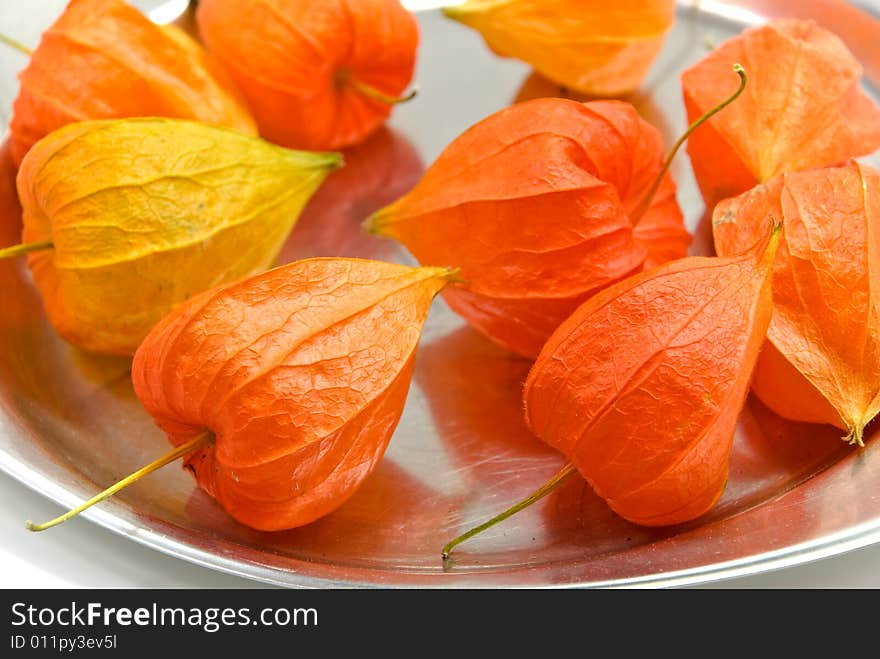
[369,66,747,360]
[5,0,256,166]
[524,232,778,526]
[26,258,456,532]
[444,0,676,97]
[510,75,685,271]
[4,118,340,355]
[195,0,419,150]
[442,228,779,557]
[750,342,844,430]
[367,97,688,358]
[682,19,880,209]
[713,160,880,444]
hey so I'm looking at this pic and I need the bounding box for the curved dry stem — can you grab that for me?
[345,76,418,106]
[631,64,747,224]
[0,240,54,261]
[441,463,578,562]
[26,432,214,532]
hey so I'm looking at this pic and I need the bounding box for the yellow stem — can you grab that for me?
[26,432,214,532]
[631,64,747,224]
[0,240,54,261]
[347,77,418,106]
[362,210,388,236]
[442,5,469,21]
[0,32,33,56]
[441,462,578,561]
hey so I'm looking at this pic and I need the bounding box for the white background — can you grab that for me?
[2,0,880,589]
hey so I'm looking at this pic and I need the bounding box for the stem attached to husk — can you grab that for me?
[362,210,388,237]
[342,73,418,106]
[26,431,214,532]
[0,240,54,261]
[0,32,33,56]
[630,63,748,224]
[845,423,865,447]
[443,266,468,287]
[441,462,578,561]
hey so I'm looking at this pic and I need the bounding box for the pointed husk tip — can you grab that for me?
[759,220,783,263]
[287,148,344,172]
[442,4,470,21]
[363,209,390,237]
[844,422,866,447]
[440,266,464,285]
[320,152,345,171]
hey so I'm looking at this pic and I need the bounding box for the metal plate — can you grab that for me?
[1,0,880,589]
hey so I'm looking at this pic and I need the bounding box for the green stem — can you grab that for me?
[347,77,418,106]
[0,33,33,56]
[0,240,54,260]
[631,63,747,224]
[441,463,578,561]
[26,432,214,532]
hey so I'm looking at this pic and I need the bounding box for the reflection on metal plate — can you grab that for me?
[1,1,879,588]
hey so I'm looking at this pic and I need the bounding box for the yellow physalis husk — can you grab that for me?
[16,118,341,355]
[445,0,676,97]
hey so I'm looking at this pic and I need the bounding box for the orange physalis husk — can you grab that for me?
[8,118,340,356]
[130,258,456,532]
[523,231,780,528]
[367,97,687,359]
[440,231,779,558]
[713,160,880,445]
[444,0,676,97]
[6,0,256,166]
[634,174,690,272]
[196,0,419,151]
[511,74,687,272]
[750,342,844,430]
[682,19,880,210]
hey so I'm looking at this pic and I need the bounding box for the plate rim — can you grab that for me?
[3,0,880,589]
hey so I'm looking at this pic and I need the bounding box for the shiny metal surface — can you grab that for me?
[1,1,880,588]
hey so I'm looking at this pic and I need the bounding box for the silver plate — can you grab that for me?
[1,0,879,589]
